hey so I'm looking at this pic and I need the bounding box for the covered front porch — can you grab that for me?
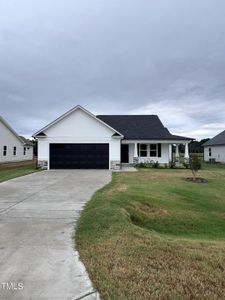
[121,140,190,165]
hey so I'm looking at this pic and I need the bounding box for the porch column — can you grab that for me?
[134,142,138,157]
[133,142,139,165]
[169,144,172,161]
[175,144,179,162]
[184,142,189,161]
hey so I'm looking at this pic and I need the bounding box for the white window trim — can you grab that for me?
[3,145,7,156]
[209,147,211,157]
[139,143,158,158]
[139,144,148,157]
[150,144,158,157]
[13,146,17,156]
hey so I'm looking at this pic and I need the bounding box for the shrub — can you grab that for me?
[138,162,146,168]
[152,161,159,168]
[136,161,152,168]
[169,161,175,169]
[183,162,189,169]
[189,154,202,180]
[145,162,153,168]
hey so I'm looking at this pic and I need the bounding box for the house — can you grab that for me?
[0,116,33,163]
[203,130,225,163]
[33,105,193,170]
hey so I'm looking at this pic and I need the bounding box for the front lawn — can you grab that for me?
[76,165,225,299]
[0,165,39,183]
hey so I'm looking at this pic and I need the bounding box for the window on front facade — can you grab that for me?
[3,146,7,156]
[13,146,17,156]
[150,144,157,157]
[140,144,147,157]
[23,147,26,155]
[209,148,211,157]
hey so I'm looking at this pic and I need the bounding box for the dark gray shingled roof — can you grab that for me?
[203,130,225,146]
[97,115,192,140]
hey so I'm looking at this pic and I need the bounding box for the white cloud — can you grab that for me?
[131,97,225,140]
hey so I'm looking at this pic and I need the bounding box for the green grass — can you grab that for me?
[76,164,225,299]
[0,166,39,183]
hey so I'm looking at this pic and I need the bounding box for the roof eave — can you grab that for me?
[203,143,225,147]
[123,137,194,141]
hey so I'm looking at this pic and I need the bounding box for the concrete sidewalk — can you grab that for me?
[0,170,111,300]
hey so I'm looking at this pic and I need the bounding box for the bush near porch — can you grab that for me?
[76,164,225,299]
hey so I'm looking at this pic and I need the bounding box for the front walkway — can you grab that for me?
[0,170,111,300]
[113,166,137,172]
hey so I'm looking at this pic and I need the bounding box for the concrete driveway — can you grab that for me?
[0,170,111,300]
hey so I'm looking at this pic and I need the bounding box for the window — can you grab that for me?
[13,146,17,156]
[140,144,147,157]
[150,144,157,157]
[209,148,211,157]
[3,146,7,156]
[23,147,26,155]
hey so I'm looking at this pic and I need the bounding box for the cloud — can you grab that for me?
[0,0,225,140]
[131,97,225,139]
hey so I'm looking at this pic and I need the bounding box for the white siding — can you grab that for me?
[37,108,121,168]
[37,138,49,162]
[46,108,117,139]
[204,145,225,163]
[0,121,33,163]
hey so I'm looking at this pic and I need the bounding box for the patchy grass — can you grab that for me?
[0,165,39,183]
[76,165,225,299]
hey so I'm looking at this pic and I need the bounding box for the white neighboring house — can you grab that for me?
[33,105,193,170]
[203,130,225,163]
[0,116,33,163]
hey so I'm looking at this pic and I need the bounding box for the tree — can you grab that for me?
[179,138,210,153]
[189,154,201,180]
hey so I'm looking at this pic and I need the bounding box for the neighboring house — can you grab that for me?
[33,105,193,170]
[0,116,33,163]
[203,130,225,163]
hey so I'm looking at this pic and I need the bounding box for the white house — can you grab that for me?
[33,105,192,170]
[0,116,33,163]
[203,130,225,163]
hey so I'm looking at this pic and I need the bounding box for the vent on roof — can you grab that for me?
[36,132,46,137]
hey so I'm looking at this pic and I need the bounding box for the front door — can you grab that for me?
[121,144,129,163]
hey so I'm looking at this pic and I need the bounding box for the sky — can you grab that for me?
[0,0,225,140]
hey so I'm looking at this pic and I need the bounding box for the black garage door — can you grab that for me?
[49,143,109,169]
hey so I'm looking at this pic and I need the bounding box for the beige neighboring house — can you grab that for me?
[203,130,225,163]
[0,116,33,163]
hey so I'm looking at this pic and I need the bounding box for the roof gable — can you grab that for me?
[0,116,25,145]
[203,130,225,146]
[33,105,123,137]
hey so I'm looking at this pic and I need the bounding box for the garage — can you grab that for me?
[49,143,109,169]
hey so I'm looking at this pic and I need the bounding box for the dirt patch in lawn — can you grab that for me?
[185,177,208,183]
[102,183,128,196]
